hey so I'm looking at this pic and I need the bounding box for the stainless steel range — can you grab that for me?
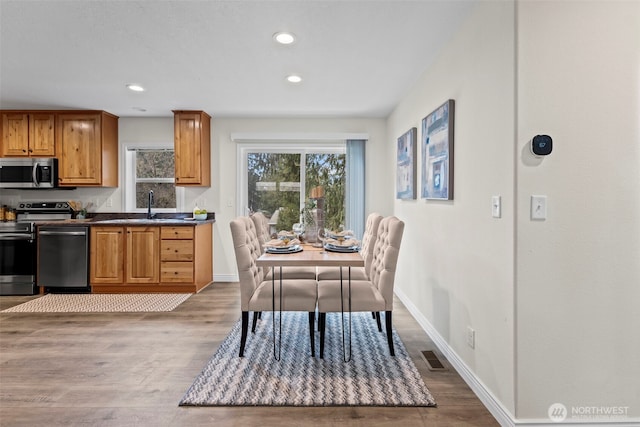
[0,201,73,295]
[17,201,73,223]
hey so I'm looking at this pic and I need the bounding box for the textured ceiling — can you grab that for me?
[0,0,476,118]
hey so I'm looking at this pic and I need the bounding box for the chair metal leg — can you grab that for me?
[319,312,326,359]
[308,312,316,357]
[239,311,249,357]
[385,310,395,356]
[375,312,382,332]
[251,311,260,333]
[371,311,376,318]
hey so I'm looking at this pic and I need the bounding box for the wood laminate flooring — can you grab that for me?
[0,282,498,427]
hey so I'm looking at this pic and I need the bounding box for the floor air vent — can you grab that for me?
[420,350,447,371]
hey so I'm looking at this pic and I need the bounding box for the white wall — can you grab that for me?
[515,0,640,421]
[211,117,388,280]
[0,116,389,283]
[389,0,640,424]
[388,0,517,416]
[115,116,390,281]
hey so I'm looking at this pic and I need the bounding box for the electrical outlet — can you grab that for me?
[467,326,475,349]
[200,198,207,208]
[106,197,113,207]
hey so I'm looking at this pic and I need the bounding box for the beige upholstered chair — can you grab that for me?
[316,212,383,281]
[230,216,318,357]
[317,216,405,357]
[250,211,316,280]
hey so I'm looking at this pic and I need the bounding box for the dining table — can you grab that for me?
[256,243,364,361]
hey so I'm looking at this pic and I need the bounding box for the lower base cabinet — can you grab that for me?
[90,223,213,293]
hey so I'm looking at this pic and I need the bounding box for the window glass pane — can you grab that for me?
[248,153,300,229]
[246,151,346,233]
[134,149,176,209]
[306,153,345,231]
[136,182,176,209]
[136,150,174,178]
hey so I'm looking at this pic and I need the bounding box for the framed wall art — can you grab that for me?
[396,127,417,200]
[421,99,454,200]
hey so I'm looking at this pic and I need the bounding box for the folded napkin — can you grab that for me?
[264,238,300,248]
[325,238,359,247]
[277,230,296,238]
[328,230,354,237]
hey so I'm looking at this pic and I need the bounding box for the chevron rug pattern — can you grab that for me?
[180,311,436,406]
[1,293,191,313]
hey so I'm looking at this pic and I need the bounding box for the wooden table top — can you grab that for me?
[256,244,364,268]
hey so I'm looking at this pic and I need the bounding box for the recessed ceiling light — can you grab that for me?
[126,84,145,92]
[286,74,302,83]
[273,32,296,45]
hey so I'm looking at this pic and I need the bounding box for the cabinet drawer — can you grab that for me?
[161,261,194,282]
[161,240,194,261]
[161,226,194,239]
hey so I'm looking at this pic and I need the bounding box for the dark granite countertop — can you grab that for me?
[33,212,215,227]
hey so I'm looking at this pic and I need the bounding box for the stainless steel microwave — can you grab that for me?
[0,158,58,189]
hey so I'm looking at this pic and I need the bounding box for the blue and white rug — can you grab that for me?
[179,311,436,406]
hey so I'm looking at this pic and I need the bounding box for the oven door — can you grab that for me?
[0,233,36,295]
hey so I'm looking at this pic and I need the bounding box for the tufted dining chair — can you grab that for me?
[250,211,317,280]
[316,216,405,358]
[230,216,318,357]
[316,212,383,282]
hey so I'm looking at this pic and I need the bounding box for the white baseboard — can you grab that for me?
[395,289,640,426]
[213,273,238,283]
[394,287,515,427]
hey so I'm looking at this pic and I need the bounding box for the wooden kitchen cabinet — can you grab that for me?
[90,226,159,286]
[90,226,125,284]
[160,225,212,291]
[161,226,195,283]
[126,226,160,284]
[56,111,118,187]
[173,110,211,186]
[1,112,55,157]
[91,223,212,293]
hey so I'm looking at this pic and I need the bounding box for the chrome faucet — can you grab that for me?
[147,190,156,219]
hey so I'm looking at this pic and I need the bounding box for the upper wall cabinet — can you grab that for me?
[1,112,56,157]
[173,110,211,187]
[56,111,118,187]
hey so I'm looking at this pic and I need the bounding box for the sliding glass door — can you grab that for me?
[240,143,346,233]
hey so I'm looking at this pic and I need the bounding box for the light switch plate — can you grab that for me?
[492,196,501,218]
[531,195,547,220]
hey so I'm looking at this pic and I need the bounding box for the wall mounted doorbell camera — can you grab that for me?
[531,135,553,156]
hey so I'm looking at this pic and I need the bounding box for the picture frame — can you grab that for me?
[396,127,417,200]
[421,99,454,200]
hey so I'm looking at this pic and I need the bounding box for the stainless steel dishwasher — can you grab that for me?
[37,226,90,291]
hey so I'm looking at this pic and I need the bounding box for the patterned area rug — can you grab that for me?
[1,293,191,313]
[180,311,436,407]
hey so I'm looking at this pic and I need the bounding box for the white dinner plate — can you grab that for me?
[324,244,360,253]
[266,245,303,254]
